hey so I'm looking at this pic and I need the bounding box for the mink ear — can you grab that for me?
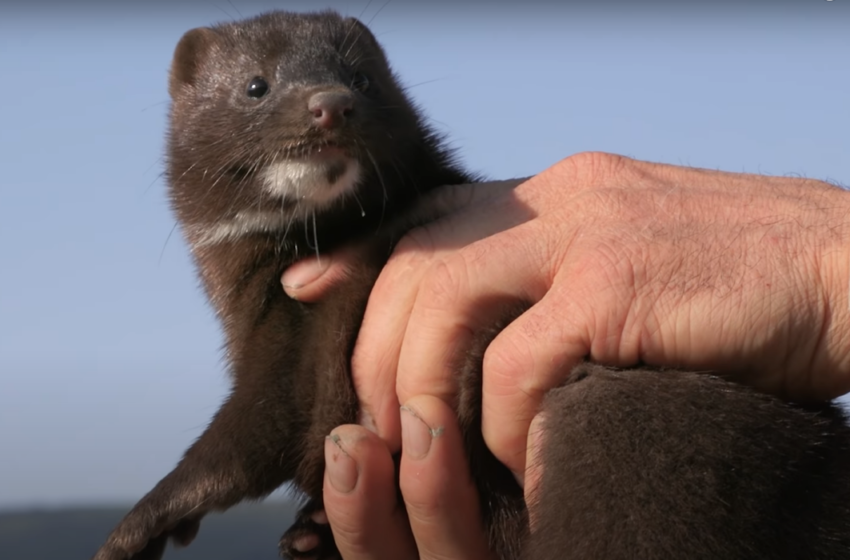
[341,17,391,69]
[169,27,217,99]
[342,17,381,51]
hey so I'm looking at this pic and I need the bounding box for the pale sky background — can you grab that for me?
[1,0,848,509]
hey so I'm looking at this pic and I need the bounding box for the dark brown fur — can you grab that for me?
[93,10,850,560]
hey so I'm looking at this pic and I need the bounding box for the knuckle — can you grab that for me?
[564,151,630,183]
[377,227,442,291]
[378,251,420,289]
[418,256,468,311]
[379,227,438,283]
[394,223,438,256]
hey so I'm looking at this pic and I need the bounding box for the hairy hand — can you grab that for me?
[284,151,850,477]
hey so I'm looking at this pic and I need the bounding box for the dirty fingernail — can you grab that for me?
[401,405,440,460]
[325,434,357,493]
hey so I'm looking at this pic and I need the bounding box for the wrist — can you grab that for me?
[814,182,850,399]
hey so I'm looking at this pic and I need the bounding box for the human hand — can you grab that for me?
[284,151,850,478]
[319,395,543,560]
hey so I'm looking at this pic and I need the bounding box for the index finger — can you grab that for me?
[394,225,557,443]
[352,180,532,447]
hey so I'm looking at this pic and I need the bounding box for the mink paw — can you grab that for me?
[279,503,338,560]
[92,506,202,560]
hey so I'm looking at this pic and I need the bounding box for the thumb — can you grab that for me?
[282,248,359,302]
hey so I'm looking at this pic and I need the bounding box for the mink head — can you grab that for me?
[166,11,437,245]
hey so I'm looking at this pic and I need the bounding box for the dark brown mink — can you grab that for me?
[93,9,850,560]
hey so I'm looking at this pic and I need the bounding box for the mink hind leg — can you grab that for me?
[280,499,338,560]
[524,363,850,560]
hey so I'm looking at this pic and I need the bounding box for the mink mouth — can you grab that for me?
[257,134,363,206]
[227,140,353,181]
[280,140,351,161]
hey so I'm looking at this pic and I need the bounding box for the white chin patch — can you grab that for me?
[261,157,361,208]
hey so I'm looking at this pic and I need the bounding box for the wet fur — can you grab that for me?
[93,10,850,560]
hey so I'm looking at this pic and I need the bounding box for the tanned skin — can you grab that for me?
[93,11,850,560]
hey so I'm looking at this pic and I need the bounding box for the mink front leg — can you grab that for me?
[93,386,298,560]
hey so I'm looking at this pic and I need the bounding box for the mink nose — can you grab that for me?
[308,91,354,129]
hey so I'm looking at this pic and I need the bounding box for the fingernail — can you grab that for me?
[528,414,545,451]
[400,405,441,460]
[325,434,357,493]
[524,413,546,499]
[282,258,329,290]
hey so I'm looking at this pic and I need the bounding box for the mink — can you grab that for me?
[93,10,850,560]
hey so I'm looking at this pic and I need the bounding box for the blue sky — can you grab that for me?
[1,1,848,509]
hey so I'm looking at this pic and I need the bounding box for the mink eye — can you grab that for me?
[351,72,370,93]
[246,77,269,98]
